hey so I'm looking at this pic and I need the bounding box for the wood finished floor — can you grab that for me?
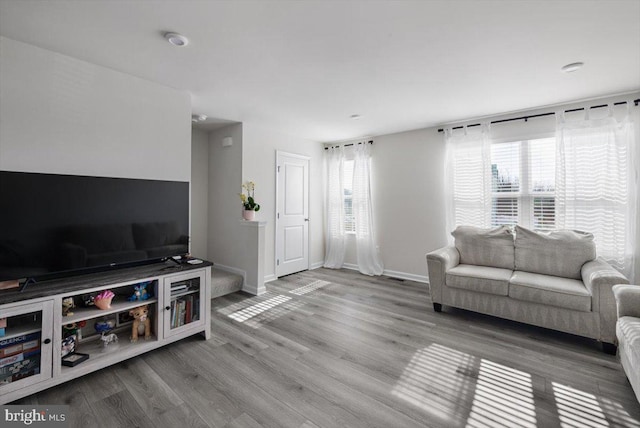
[14,268,640,428]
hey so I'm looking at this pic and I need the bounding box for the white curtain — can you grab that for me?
[352,143,384,276]
[556,107,637,281]
[324,146,346,268]
[444,124,492,239]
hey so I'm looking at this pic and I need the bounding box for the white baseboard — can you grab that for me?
[337,263,429,284]
[212,263,246,283]
[243,282,266,296]
[310,261,324,270]
[382,269,428,284]
[264,274,277,283]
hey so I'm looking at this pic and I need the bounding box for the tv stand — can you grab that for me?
[0,261,212,404]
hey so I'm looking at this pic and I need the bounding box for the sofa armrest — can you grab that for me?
[581,257,629,343]
[612,284,640,318]
[426,246,460,305]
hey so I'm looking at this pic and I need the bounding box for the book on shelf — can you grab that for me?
[0,332,41,349]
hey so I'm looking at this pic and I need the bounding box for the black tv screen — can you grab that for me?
[0,171,190,283]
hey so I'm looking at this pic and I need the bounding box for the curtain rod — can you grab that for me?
[324,140,373,150]
[437,98,640,133]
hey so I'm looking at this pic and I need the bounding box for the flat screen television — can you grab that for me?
[0,171,190,284]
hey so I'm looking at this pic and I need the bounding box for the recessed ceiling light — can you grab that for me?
[191,114,207,123]
[164,32,189,47]
[561,62,584,73]
[350,114,362,120]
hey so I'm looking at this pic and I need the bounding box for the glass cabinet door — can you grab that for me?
[0,300,53,396]
[163,271,206,337]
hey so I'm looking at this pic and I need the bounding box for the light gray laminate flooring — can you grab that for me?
[15,268,640,427]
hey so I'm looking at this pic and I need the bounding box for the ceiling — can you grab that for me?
[1,0,639,142]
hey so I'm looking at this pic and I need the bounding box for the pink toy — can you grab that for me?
[94,290,115,310]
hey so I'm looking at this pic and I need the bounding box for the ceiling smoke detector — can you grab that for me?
[191,114,207,123]
[561,62,584,73]
[164,32,189,47]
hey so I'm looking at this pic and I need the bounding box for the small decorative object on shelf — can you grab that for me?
[62,297,75,316]
[239,181,260,220]
[61,352,89,367]
[129,304,151,342]
[94,290,115,310]
[128,281,151,301]
[61,334,76,358]
[94,318,115,335]
[0,317,6,338]
[81,293,96,307]
[100,332,118,348]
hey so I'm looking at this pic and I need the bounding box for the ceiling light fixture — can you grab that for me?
[561,62,584,73]
[164,32,189,47]
[191,114,207,123]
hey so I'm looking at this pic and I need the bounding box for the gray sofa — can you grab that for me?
[612,284,640,403]
[427,225,628,353]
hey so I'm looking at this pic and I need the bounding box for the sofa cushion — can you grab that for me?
[446,264,511,296]
[451,225,514,270]
[514,226,596,280]
[617,316,640,396]
[509,271,591,312]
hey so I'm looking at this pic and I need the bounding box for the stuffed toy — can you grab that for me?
[129,304,151,342]
[128,282,151,301]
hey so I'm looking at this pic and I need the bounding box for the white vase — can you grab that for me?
[243,210,255,221]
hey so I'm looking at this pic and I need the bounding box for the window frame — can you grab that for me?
[490,136,556,231]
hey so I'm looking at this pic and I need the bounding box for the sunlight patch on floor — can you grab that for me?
[217,293,306,328]
[553,382,611,428]
[393,344,536,427]
[391,344,476,424]
[289,280,331,295]
[466,360,536,428]
[598,396,640,427]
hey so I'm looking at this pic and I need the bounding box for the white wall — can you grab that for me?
[242,124,324,280]
[191,128,210,259]
[339,130,446,283]
[0,37,191,181]
[207,124,244,268]
[341,92,640,283]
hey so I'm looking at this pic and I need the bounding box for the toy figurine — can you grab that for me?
[62,297,75,316]
[94,318,115,334]
[128,282,151,302]
[129,305,151,342]
[100,332,118,348]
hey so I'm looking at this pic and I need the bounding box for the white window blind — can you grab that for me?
[490,138,555,230]
[343,160,355,233]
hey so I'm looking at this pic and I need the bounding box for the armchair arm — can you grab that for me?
[612,284,640,318]
[581,257,629,343]
[426,246,460,304]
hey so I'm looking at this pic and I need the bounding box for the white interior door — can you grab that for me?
[276,151,310,277]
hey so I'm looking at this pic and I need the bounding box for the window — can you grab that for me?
[343,160,355,233]
[491,138,555,230]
